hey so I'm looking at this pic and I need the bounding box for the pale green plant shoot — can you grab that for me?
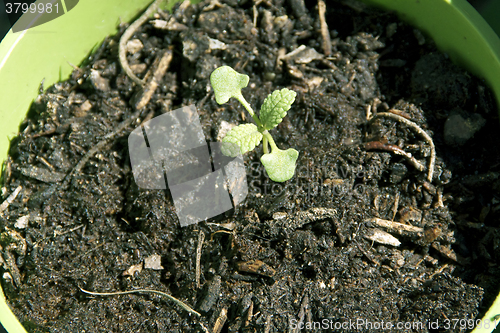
[210,66,299,182]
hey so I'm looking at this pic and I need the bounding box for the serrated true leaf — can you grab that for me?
[259,88,296,130]
[210,66,249,104]
[221,123,263,157]
[260,148,299,182]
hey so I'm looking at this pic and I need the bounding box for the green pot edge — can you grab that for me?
[360,0,500,112]
[0,0,499,331]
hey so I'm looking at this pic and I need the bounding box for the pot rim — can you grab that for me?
[0,0,499,332]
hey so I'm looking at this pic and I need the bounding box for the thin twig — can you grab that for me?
[54,224,84,237]
[366,217,423,233]
[364,141,426,172]
[119,0,162,86]
[135,48,173,110]
[369,111,436,182]
[318,0,331,56]
[428,263,449,280]
[80,287,201,317]
[196,230,205,289]
[252,4,258,28]
[434,187,444,208]
[212,306,228,333]
[199,323,211,333]
[0,185,22,215]
[32,128,56,138]
[36,156,55,171]
[391,192,400,221]
[245,301,254,327]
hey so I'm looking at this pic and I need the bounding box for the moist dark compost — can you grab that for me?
[1,0,499,332]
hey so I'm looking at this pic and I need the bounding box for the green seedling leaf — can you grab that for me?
[222,123,263,157]
[260,148,299,182]
[220,141,241,158]
[210,65,249,104]
[259,88,296,130]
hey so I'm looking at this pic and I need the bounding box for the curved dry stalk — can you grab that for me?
[364,141,425,172]
[119,0,163,86]
[369,111,436,182]
[80,287,201,317]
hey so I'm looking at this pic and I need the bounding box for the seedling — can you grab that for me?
[210,66,299,182]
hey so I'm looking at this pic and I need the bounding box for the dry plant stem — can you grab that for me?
[370,111,436,182]
[80,287,201,317]
[280,44,307,60]
[367,217,424,233]
[196,230,205,289]
[252,4,258,27]
[212,306,228,333]
[428,263,449,279]
[135,48,173,109]
[317,0,331,56]
[245,301,254,327]
[0,185,22,215]
[199,323,211,333]
[391,192,400,221]
[364,141,426,172]
[119,0,163,86]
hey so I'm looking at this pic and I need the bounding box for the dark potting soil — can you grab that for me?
[1,0,499,332]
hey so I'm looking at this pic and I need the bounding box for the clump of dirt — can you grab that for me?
[1,0,499,332]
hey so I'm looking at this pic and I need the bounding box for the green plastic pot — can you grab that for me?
[0,0,499,332]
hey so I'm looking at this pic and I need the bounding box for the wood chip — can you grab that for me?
[212,306,228,333]
[14,215,29,229]
[281,45,323,63]
[431,243,469,265]
[366,217,424,233]
[144,254,163,270]
[126,39,144,54]
[237,259,276,277]
[130,63,147,74]
[151,18,189,31]
[89,69,110,92]
[365,228,401,247]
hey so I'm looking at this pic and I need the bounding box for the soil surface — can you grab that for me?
[1,0,499,332]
